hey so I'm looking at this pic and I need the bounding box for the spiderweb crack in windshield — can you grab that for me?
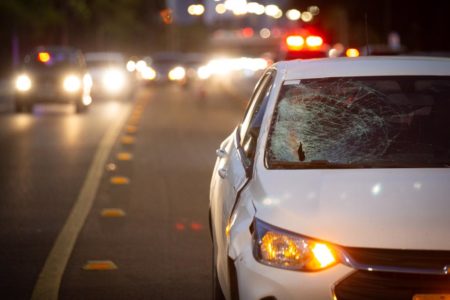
[270,79,401,163]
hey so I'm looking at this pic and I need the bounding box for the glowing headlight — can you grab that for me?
[126,60,136,72]
[63,75,81,92]
[253,219,337,271]
[197,66,211,80]
[16,74,32,92]
[83,73,93,89]
[168,66,186,81]
[141,66,156,80]
[102,69,126,93]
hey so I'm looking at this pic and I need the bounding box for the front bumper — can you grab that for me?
[234,239,352,300]
[15,89,84,104]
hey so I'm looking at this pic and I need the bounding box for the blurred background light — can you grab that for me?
[265,4,281,18]
[225,0,248,16]
[188,4,205,16]
[286,9,301,21]
[247,2,265,15]
[259,28,271,39]
[346,48,360,57]
[308,5,320,16]
[215,3,227,14]
[126,60,136,72]
[301,11,313,22]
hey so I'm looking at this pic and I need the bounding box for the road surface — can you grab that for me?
[0,80,250,299]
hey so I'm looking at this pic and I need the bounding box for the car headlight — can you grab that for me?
[83,73,93,89]
[63,75,81,92]
[197,66,211,80]
[253,218,337,271]
[16,74,32,92]
[102,69,125,92]
[168,66,186,81]
[141,66,156,80]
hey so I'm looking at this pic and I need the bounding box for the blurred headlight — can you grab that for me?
[83,73,93,89]
[16,74,32,92]
[63,75,81,93]
[126,60,136,72]
[141,66,156,80]
[253,219,337,271]
[197,66,211,80]
[136,60,147,72]
[102,69,126,92]
[168,66,186,81]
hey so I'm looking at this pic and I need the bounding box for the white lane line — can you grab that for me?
[31,105,131,300]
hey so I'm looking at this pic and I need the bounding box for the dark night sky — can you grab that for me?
[302,0,450,52]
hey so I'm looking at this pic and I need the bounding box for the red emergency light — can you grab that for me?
[286,34,324,51]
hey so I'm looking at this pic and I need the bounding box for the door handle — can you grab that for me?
[218,168,228,179]
[216,148,227,158]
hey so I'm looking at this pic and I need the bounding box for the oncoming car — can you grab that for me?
[85,52,132,99]
[14,46,92,113]
[210,57,450,300]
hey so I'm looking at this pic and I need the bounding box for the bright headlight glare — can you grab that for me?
[63,75,81,92]
[83,73,93,89]
[253,219,337,271]
[16,74,32,91]
[168,66,186,81]
[102,69,125,92]
[141,66,156,80]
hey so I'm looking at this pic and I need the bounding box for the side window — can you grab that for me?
[240,72,275,160]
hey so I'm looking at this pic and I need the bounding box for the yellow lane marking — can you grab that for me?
[31,104,131,300]
[110,176,130,185]
[116,152,133,161]
[82,260,118,271]
[101,208,126,218]
[121,135,135,145]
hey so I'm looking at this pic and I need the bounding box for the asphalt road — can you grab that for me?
[0,81,246,300]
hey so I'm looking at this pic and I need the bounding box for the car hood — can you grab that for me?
[253,168,450,250]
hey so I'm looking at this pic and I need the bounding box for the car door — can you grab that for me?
[211,70,276,295]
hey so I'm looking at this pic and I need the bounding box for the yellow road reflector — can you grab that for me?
[121,135,135,145]
[116,152,133,161]
[101,208,126,218]
[110,176,130,185]
[83,260,118,271]
[126,125,138,134]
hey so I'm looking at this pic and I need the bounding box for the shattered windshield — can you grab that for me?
[267,76,450,168]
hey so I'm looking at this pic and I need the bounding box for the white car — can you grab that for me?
[210,56,450,300]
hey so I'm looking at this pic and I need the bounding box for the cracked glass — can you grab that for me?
[266,76,450,168]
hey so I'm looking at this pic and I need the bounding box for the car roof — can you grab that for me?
[85,52,125,62]
[274,56,450,80]
[33,46,80,53]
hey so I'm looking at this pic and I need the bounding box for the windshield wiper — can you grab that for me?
[268,160,368,169]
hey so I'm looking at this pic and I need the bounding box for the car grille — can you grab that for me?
[334,270,450,300]
[341,247,450,273]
